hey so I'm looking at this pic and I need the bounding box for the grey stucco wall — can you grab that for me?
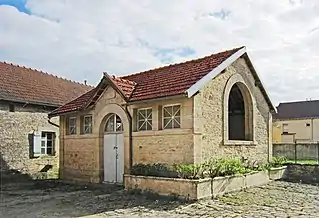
[0,101,60,176]
[273,143,319,160]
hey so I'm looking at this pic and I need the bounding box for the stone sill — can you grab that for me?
[223,140,257,146]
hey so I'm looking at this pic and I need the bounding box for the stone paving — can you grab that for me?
[1,180,319,218]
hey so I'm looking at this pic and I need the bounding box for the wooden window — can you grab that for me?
[67,117,77,135]
[137,108,152,131]
[82,115,92,134]
[40,132,55,155]
[30,131,55,158]
[162,104,181,129]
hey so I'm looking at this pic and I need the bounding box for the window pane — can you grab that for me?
[41,148,46,154]
[70,127,76,134]
[173,105,180,116]
[139,109,146,118]
[85,126,92,134]
[138,120,146,131]
[146,109,152,118]
[137,110,144,121]
[41,140,45,147]
[164,118,172,129]
[146,122,152,130]
[173,119,181,128]
[85,116,92,125]
[41,132,46,137]
[47,148,52,155]
[47,141,52,147]
[70,118,76,126]
[116,115,123,131]
[163,107,172,117]
[47,133,53,139]
[105,115,115,132]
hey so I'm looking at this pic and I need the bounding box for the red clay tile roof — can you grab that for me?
[49,46,243,116]
[0,62,92,106]
[110,75,137,99]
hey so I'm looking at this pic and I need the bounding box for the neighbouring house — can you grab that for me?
[273,100,319,143]
[0,62,92,177]
[49,46,275,184]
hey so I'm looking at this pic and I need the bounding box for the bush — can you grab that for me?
[130,163,178,178]
[130,158,270,180]
[269,156,287,168]
[172,164,205,179]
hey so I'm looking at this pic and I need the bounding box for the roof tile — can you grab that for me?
[49,46,243,116]
[0,62,92,106]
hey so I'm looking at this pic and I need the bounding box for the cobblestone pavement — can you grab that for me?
[1,180,319,218]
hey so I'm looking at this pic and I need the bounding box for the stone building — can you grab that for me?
[0,62,91,177]
[49,46,275,183]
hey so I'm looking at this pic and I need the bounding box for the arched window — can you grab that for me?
[228,83,253,141]
[104,113,123,133]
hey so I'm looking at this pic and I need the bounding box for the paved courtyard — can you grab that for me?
[1,180,319,218]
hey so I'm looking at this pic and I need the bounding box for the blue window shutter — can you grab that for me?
[33,131,41,157]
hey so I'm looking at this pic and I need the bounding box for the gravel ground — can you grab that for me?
[1,180,319,218]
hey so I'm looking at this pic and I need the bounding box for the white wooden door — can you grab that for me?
[103,113,124,183]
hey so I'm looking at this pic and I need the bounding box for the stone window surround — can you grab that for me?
[162,103,181,130]
[223,73,257,146]
[137,107,153,131]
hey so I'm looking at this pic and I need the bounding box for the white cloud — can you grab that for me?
[1,0,319,105]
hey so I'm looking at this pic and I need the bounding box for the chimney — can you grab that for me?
[84,80,87,85]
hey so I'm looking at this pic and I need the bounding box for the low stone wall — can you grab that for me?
[273,143,319,160]
[283,164,319,183]
[124,174,212,200]
[124,170,281,200]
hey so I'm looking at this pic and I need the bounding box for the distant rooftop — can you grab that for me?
[274,99,319,120]
[0,62,93,107]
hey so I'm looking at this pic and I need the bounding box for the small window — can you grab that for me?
[40,132,55,155]
[163,104,181,129]
[137,108,152,131]
[282,123,288,133]
[306,123,310,127]
[9,104,15,112]
[82,115,93,134]
[105,114,123,133]
[67,117,77,135]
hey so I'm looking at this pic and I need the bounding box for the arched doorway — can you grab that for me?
[103,113,124,183]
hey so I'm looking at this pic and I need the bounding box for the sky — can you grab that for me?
[0,0,319,106]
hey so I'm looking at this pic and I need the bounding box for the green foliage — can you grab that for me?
[172,164,205,179]
[130,163,178,178]
[131,158,271,180]
[269,156,287,168]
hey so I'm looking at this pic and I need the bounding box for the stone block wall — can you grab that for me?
[194,57,271,163]
[0,101,59,177]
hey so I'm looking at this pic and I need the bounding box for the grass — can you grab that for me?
[285,159,319,165]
